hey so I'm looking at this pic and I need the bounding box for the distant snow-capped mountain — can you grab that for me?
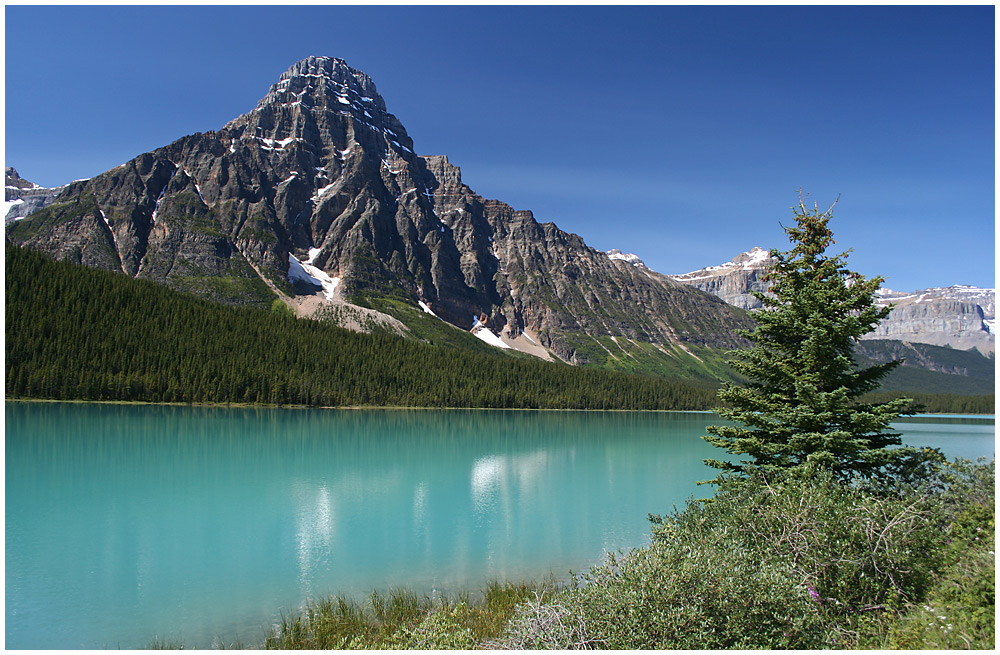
[5,167,66,224]
[605,249,647,268]
[665,247,776,311]
[665,247,995,355]
[871,285,995,354]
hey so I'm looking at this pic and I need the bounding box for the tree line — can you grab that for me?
[6,245,991,413]
[5,245,718,410]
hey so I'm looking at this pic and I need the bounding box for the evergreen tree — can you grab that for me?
[704,196,936,482]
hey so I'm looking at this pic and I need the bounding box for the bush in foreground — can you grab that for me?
[515,458,992,650]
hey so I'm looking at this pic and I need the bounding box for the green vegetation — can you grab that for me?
[345,295,507,352]
[5,192,97,241]
[705,197,931,481]
[149,458,993,649]
[258,581,553,650]
[864,391,994,415]
[562,458,994,649]
[6,245,989,414]
[168,272,275,309]
[270,298,296,318]
[556,329,739,385]
[857,338,995,381]
[5,245,716,410]
[870,355,995,396]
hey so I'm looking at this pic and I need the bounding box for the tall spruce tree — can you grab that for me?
[704,196,932,482]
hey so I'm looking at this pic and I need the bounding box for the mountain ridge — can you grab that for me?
[666,247,995,355]
[5,167,66,225]
[6,56,751,377]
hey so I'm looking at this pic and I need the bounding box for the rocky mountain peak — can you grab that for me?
[255,56,387,114]
[666,247,775,311]
[8,56,754,373]
[5,167,66,224]
[222,55,414,167]
[732,246,773,269]
[6,167,39,191]
[606,249,646,268]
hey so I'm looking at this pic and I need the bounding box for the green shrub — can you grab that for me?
[385,604,477,649]
[567,467,947,649]
[870,458,995,649]
[570,536,825,649]
[880,546,995,649]
[261,581,553,649]
[270,298,295,318]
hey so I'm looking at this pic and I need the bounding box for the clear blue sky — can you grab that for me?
[5,5,994,291]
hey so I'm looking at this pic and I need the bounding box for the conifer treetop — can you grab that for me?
[704,195,937,483]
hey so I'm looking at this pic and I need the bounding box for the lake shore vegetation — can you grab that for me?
[704,197,933,483]
[147,457,993,649]
[6,245,991,414]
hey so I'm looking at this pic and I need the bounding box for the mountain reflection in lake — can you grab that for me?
[5,403,994,649]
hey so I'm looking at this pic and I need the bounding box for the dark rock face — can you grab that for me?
[7,56,751,359]
[417,155,751,360]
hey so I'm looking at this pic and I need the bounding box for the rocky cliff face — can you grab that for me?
[869,287,995,355]
[6,56,751,368]
[667,247,776,310]
[668,248,995,355]
[5,168,66,225]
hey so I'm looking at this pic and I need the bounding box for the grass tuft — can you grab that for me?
[260,580,555,649]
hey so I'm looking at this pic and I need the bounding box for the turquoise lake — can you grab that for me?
[5,403,995,649]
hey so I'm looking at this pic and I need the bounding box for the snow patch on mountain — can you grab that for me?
[4,197,25,219]
[472,326,512,349]
[5,168,67,224]
[288,253,340,301]
[606,249,646,268]
[670,247,773,279]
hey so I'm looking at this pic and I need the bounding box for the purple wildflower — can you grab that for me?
[807,585,820,601]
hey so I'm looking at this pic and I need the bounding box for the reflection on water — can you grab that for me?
[5,404,994,649]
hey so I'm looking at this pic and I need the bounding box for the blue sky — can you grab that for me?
[5,5,994,291]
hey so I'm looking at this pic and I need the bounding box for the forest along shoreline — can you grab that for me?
[4,399,995,416]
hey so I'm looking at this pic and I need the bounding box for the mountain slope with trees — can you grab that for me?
[5,245,719,410]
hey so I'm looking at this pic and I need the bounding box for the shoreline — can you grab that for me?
[3,397,994,417]
[2,397,718,413]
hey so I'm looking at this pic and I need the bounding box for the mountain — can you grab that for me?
[5,167,66,224]
[7,244,720,410]
[5,56,751,377]
[669,248,995,356]
[855,339,994,395]
[666,247,775,310]
[870,286,995,355]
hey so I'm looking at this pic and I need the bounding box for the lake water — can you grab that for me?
[5,403,995,649]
